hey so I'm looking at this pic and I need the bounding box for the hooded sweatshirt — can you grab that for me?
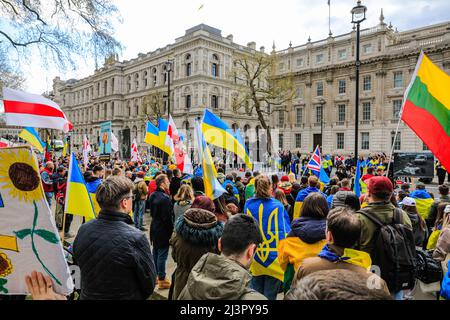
[177,253,266,300]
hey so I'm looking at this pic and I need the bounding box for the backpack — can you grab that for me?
[415,248,443,284]
[134,181,142,200]
[358,208,417,293]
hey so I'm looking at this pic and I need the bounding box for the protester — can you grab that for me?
[214,196,232,222]
[433,204,450,262]
[244,175,290,300]
[40,161,55,206]
[191,176,206,197]
[73,176,156,300]
[285,270,392,300]
[169,198,224,299]
[401,197,427,248]
[170,169,182,202]
[173,184,195,223]
[409,182,434,220]
[148,174,174,290]
[293,175,326,220]
[274,189,293,222]
[427,184,450,231]
[223,184,239,208]
[134,172,149,231]
[291,207,389,293]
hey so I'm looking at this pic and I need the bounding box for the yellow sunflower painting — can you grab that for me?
[0,251,13,278]
[0,148,43,204]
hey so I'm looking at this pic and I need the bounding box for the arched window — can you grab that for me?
[152,68,157,86]
[186,54,191,60]
[186,53,192,77]
[211,95,218,109]
[144,71,148,87]
[135,73,139,91]
[212,54,219,77]
[186,95,191,109]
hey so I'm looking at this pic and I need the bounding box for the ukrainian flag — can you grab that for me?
[354,160,362,197]
[65,153,96,221]
[410,189,434,219]
[19,127,46,153]
[195,120,226,200]
[245,197,291,282]
[145,121,162,151]
[202,109,252,170]
[158,118,174,157]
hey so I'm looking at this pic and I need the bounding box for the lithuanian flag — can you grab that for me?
[402,52,450,171]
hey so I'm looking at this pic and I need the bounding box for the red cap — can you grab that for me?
[367,176,393,194]
[281,175,289,182]
[137,171,145,178]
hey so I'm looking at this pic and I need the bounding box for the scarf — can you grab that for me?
[318,245,372,269]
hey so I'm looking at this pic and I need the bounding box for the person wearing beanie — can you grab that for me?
[278,175,295,210]
[401,197,427,247]
[169,197,224,300]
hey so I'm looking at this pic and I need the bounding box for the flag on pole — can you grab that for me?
[111,132,119,152]
[307,145,322,176]
[3,88,73,133]
[82,135,91,169]
[131,139,142,163]
[401,51,450,172]
[195,119,226,200]
[144,121,162,151]
[18,127,46,153]
[65,153,96,221]
[201,109,252,169]
[319,166,330,185]
[158,118,174,157]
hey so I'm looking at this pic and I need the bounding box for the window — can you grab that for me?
[212,63,218,77]
[362,102,371,121]
[104,80,107,96]
[152,68,157,86]
[361,132,370,150]
[296,58,304,67]
[135,73,139,90]
[394,71,403,88]
[338,49,347,60]
[363,44,373,54]
[391,132,401,150]
[363,75,372,91]
[296,108,303,125]
[338,104,346,122]
[278,62,285,71]
[337,133,345,149]
[127,76,131,92]
[316,82,324,97]
[393,100,402,119]
[186,63,192,76]
[296,87,303,99]
[186,95,191,109]
[278,111,285,127]
[338,79,346,94]
[143,72,148,87]
[295,134,302,148]
[278,134,284,149]
[316,105,323,124]
[163,66,168,84]
[211,95,218,109]
[316,53,324,64]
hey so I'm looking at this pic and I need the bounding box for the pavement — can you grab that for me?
[58,175,442,300]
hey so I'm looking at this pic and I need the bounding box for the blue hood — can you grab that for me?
[410,189,432,199]
[295,187,324,202]
[288,217,326,244]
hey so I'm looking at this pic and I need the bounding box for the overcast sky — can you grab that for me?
[19,0,450,94]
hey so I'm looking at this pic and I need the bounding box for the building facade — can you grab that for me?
[53,15,450,160]
[274,12,450,155]
[53,24,264,161]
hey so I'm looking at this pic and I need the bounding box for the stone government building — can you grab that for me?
[52,12,450,160]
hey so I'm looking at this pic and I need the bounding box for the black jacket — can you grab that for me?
[170,177,182,201]
[73,210,156,300]
[149,188,174,248]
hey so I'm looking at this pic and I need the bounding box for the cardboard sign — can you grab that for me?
[0,147,73,295]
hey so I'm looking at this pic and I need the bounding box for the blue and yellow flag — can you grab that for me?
[145,121,162,151]
[19,127,46,153]
[158,118,174,157]
[410,189,434,219]
[245,197,291,282]
[65,153,96,221]
[202,109,252,170]
[354,160,362,197]
[195,119,226,200]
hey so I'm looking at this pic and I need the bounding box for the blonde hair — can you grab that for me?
[174,184,194,202]
[255,175,272,199]
[288,173,296,184]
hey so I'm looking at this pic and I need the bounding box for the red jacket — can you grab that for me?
[40,168,54,193]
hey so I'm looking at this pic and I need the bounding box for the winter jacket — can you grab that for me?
[73,210,156,300]
[292,245,389,294]
[173,200,192,223]
[217,172,226,185]
[407,212,427,247]
[177,253,266,300]
[433,227,450,262]
[170,177,182,200]
[169,209,224,300]
[278,216,327,272]
[331,190,355,208]
[40,168,54,193]
[427,195,450,230]
[293,187,326,220]
[355,202,412,256]
[149,188,174,248]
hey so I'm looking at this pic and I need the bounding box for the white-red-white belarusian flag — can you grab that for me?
[168,115,193,173]
[131,139,142,163]
[3,88,73,133]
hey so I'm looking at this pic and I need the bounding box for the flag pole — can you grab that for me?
[385,108,404,177]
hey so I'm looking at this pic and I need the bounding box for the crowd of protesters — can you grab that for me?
[7,149,450,301]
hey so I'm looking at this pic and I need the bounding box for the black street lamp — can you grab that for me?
[319,98,326,151]
[351,0,367,166]
[165,59,174,119]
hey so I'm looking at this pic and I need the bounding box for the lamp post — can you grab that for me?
[165,59,174,119]
[319,98,326,152]
[351,0,367,166]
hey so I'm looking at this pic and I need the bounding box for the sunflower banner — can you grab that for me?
[0,147,74,295]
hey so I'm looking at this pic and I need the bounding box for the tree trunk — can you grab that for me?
[253,95,272,156]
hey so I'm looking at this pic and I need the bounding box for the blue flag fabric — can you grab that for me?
[354,159,362,197]
[319,166,330,185]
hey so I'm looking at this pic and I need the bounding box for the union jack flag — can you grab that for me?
[307,145,322,173]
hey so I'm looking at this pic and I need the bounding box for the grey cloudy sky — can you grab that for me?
[21,0,450,93]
